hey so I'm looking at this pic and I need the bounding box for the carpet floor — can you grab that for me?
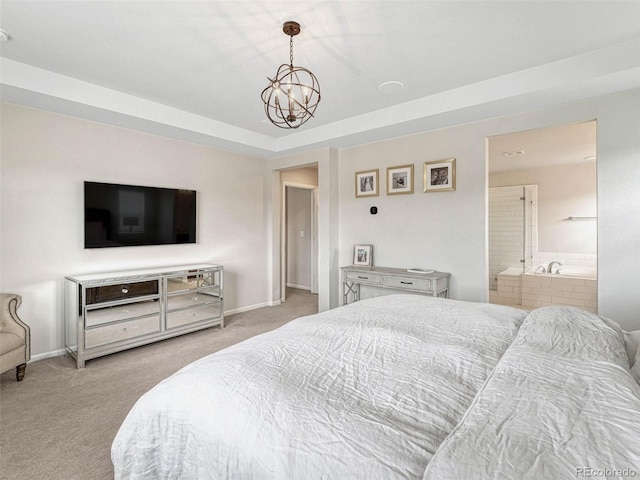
[0,288,317,480]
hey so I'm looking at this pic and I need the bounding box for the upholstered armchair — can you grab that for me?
[0,293,31,381]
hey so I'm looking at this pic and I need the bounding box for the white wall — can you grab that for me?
[0,102,270,359]
[337,89,640,331]
[490,162,597,254]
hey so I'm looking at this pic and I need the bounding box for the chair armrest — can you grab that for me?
[0,294,30,359]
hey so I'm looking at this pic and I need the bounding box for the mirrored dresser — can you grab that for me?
[65,264,223,368]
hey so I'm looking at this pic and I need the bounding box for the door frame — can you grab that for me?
[281,181,319,302]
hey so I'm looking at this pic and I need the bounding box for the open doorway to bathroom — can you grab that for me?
[488,121,597,312]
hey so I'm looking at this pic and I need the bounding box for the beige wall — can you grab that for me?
[270,149,339,311]
[286,187,313,289]
[281,166,318,292]
[339,123,489,302]
[280,167,318,186]
[270,89,640,329]
[490,162,597,254]
[0,102,270,358]
[4,88,640,359]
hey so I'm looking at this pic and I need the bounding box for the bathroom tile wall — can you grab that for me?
[531,252,597,274]
[521,274,597,313]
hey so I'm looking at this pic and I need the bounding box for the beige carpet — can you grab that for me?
[0,289,317,480]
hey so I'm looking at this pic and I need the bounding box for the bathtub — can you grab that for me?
[521,269,597,312]
[526,269,597,280]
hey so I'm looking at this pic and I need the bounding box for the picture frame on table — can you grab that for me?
[424,158,456,192]
[353,244,373,266]
[355,169,379,198]
[386,164,414,195]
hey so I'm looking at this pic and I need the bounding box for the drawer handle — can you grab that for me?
[121,287,129,294]
[121,308,130,314]
[357,276,368,279]
[401,281,413,285]
[123,327,128,333]
[192,296,199,301]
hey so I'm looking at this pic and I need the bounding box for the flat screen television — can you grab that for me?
[84,181,196,248]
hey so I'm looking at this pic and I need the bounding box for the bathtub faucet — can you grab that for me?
[535,265,547,273]
[547,261,563,274]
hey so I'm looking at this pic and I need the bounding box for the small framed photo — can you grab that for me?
[424,158,456,192]
[355,169,379,198]
[387,164,414,195]
[353,244,373,266]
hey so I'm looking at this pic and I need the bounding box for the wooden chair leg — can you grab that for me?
[16,363,26,382]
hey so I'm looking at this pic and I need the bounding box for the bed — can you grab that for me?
[111,295,640,479]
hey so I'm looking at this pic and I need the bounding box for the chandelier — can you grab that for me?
[261,21,321,129]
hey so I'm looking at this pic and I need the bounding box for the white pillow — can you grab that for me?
[624,330,640,384]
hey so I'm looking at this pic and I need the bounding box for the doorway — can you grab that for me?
[487,121,598,312]
[284,185,318,294]
[280,170,319,304]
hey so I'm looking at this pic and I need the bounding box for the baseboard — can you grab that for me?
[30,348,66,363]
[31,302,281,362]
[286,283,311,291]
[223,302,272,316]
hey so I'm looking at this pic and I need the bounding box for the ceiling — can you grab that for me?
[1,1,639,159]
[488,121,596,173]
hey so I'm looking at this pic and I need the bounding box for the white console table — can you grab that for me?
[341,266,450,304]
[65,263,223,368]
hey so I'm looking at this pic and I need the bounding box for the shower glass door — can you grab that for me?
[523,185,536,274]
[488,185,538,290]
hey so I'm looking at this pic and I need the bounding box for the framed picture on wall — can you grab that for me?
[387,164,414,195]
[424,158,456,192]
[353,244,373,266]
[355,169,379,198]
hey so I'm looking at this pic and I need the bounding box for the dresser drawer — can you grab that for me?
[166,270,220,293]
[166,303,222,330]
[384,276,432,292]
[85,315,160,348]
[166,290,221,311]
[85,280,159,305]
[344,271,383,285]
[86,300,160,327]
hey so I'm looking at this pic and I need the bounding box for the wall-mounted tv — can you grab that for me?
[84,181,196,248]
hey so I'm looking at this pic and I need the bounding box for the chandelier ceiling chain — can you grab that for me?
[261,21,321,129]
[289,35,294,67]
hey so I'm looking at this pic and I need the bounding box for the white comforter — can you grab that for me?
[424,306,640,479]
[111,295,525,479]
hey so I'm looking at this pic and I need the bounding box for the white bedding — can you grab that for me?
[111,295,526,479]
[423,306,640,479]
